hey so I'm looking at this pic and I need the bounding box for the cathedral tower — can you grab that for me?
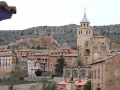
[77,8,93,66]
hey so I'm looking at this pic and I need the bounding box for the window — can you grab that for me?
[89,31,90,34]
[84,23,85,27]
[87,24,88,27]
[81,31,82,34]
[98,69,100,79]
[94,70,96,79]
[79,31,80,34]
[86,31,88,34]
[92,71,93,79]
[45,59,47,62]
[81,24,82,27]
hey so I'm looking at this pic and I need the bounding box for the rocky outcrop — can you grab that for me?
[0,24,120,49]
[0,36,59,49]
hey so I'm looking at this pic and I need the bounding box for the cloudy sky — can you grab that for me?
[0,0,120,30]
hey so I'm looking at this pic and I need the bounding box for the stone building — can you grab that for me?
[63,66,91,80]
[77,9,120,66]
[27,57,40,77]
[25,48,78,76]
[0,50,16,79]
[77,9,93,66]
[90,53,120,90]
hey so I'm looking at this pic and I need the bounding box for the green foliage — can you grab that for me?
[35,69,42,76]
[54,55,67,76]
[41,80,57,90]
[7,45,10,49]
[9,71,28,84]
[37,45,41,50]
[31,45,36,49]
[84,81,91,90]
[8,84,13,90]
[31,45,47,50]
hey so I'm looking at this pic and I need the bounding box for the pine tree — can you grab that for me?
[54,55,67,76]
[84,81,91,90]
[31,45,36,49]
[37,45,41,50]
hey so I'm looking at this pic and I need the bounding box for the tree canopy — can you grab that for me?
[54,55,67,76]
[41,80,57,90]
[84,81,91,90]
[35,69,42,76]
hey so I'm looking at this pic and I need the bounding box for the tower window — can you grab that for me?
[86,31,88,34]
[84,23,85,27]
[89,31,90,34]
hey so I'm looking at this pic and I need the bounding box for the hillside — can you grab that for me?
[0,36,59,50]
[0,24,120,49]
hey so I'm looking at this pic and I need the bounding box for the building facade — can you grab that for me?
[90,54,120,90]
[77,10,120,66]
[0,50,16,79]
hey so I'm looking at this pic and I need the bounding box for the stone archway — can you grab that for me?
[65,70,71,77]
[72,69,78,77]
[85,49,90,55]
[80,69,86,78]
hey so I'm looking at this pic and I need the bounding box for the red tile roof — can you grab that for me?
[58,79,87,86]
[0,53,14,57]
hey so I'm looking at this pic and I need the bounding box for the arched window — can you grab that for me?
[87,24,88,27]
[84,23,85,27]
[85,49,90,55]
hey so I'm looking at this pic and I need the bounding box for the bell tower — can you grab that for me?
[77,8,93,66]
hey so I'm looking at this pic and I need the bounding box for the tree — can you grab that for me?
[41,80,57,90]
[8,84,13,90]
[35,69,42,76]
[36,45,41,50]
[54,55,67,76]
[7,45,10,49]
[84,81,91,90]
[31,45,36,49]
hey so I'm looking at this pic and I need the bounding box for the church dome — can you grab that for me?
[81,14,89,23]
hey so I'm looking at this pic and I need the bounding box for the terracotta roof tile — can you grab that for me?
[0,53,14,57]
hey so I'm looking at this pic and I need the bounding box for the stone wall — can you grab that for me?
[104,54,120,90]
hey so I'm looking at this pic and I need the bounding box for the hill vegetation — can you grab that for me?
[0,24,120,49]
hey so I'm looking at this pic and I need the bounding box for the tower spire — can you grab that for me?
[84,7,86,17]
[81,7,89,22]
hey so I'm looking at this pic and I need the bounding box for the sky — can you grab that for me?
[0,0,120,30]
